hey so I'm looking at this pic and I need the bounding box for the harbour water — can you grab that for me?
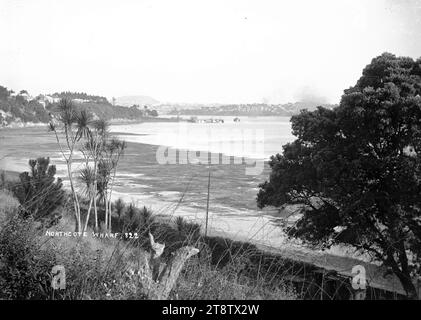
[0,116,362,261]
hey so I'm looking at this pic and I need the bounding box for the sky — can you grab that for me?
[0,0,420,104]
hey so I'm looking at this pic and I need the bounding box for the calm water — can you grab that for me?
[0,116,367,263]
[112,116,295,160]
[109,116,297,245]
[0,116,296,245]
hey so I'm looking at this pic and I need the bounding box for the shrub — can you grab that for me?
[0,212,141,300]
[123,205,155,236]
[114,198,125,223]
[0,198,298,300]
[12,158,64,225]
[0,216,56,299]
[175,216,201,241]
[0,190,20,226]
[204,236,257,267]
[0,171,5,189]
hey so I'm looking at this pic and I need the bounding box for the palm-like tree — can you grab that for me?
[78,166,95,233]
[49,98,92,232]
[76,110,93,141]
[51,106,126,233]
[104,138,126,232]
[81,119,108,231]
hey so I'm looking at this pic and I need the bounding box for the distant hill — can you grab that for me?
[116,95,160,107]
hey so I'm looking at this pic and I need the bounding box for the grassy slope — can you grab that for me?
[0,189,297,300]
[0,167,405,299]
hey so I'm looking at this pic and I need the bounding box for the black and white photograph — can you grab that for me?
[0,0,420,308]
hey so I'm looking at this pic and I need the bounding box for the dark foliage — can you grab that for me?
[0,91,50,125]
[12,157,64,224]
[51,91,109,104]
[0,216,56,299]
[0,215,125,300]
[0,85,158,127]
[257,53,421,299]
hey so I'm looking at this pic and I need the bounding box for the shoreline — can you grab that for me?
[109,116,188,126]
[0,121,47,130]
[0,178,405,296]
[1,120,403,295]
[0,116,187,130]
[0,164,406,295]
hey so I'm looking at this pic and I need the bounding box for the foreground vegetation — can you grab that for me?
[0,178,297,300]
[0,168,404,300]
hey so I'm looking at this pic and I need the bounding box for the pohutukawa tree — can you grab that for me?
[257,53,421,299]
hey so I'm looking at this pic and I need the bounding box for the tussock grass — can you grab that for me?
[0,169,299,301]
[0,195,298,300]
[174,254,297,300]
[0,190,19,225]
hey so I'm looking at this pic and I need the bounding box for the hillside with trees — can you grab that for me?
[54,101,155,122]
[0,86,50,126]
[51,91,109,104]
[0,87,159,127]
